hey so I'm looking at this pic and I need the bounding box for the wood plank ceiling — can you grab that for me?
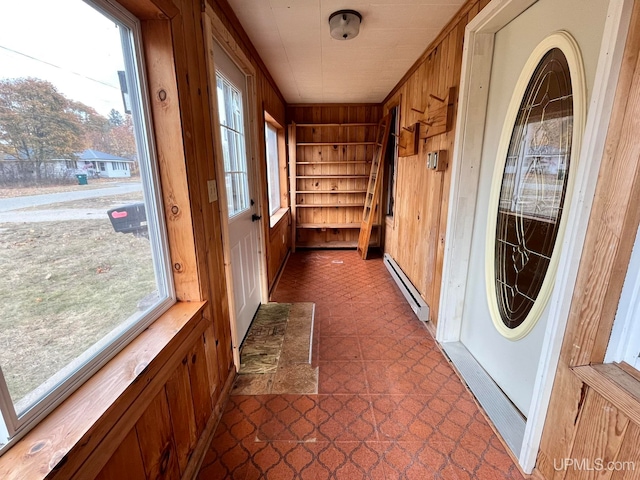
[226,0,466,103]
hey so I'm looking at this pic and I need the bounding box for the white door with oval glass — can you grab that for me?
[458,0,611,418]
[214,43,262,344]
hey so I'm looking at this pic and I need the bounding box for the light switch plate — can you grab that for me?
[207,180,218,203]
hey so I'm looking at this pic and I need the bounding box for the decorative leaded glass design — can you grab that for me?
[495,48,573,329]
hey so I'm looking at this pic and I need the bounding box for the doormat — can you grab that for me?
[232,302,317,395]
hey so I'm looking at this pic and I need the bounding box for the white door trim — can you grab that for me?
[203,5,270,369]
[436,0,633,472]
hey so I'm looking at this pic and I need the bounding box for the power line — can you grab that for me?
[0,45,120,90]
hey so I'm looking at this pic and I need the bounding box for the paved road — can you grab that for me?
[0,209,108,223]
[0,183,142,213]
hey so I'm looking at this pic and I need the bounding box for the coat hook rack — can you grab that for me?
[411,107,425,114]
[429,93,445,103]
[398,122,419,157]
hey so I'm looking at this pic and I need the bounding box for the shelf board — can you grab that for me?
[296,204,365,208]
[295,161,371,165]
[296,175,369,179]
[297,223,361,229]
[296,190,367,194]
[296,241,359,249]
[295,123,377,127]
[297,142,376,146]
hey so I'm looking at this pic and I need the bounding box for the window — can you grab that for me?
[385,105,399,216]
[0,0,173,451]
[488,46,575,339]
[265,121,281,216]
[216,73,249,217]
[264,112,287,224]
[606,224,640,371]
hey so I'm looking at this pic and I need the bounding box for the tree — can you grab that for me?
[73,105,135,160]
[0,78,85,183]
[70,100,110,152]
[0,78,138,185]
[108,109,124,127]
[105,114,136,160]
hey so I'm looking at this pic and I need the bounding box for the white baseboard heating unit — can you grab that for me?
[383,253,429,322]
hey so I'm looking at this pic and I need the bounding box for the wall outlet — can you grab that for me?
[207,180,218,203]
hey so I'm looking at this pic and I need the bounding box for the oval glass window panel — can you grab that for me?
[494,47,573,330]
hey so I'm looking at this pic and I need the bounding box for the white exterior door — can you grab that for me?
[459,0,611,418]
[214,43,262,344]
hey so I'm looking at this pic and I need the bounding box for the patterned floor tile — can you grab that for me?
[315,394,378,442]
[318,336,361,361]
[256,395,318,442]
[200,251,525,480]
[244,441,317,480]
[318,361,369,394]
[371,394,469,443]
[365,360,464,396]
[314,442,387,480]
[316,316,359,337]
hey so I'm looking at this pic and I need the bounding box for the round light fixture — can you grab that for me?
[328,10,362,40]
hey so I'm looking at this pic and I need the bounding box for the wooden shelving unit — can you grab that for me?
[288,120,381,250]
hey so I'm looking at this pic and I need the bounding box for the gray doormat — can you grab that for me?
[232,302,317,395]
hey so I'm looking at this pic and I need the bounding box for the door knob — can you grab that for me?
[251,214,262,222]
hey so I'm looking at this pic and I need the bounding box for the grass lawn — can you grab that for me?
[0,218,156,406]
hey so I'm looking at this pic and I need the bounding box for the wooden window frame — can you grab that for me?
[264,111,289,228]
[384,103,400,219]
[605,224,640,371]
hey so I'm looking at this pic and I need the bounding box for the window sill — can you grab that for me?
[270,207,290,229]
[571,362,640,426]
[0,300,207,480]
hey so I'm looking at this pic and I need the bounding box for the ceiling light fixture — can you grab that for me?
[328,10,362,41]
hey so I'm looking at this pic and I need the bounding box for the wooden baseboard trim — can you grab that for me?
[182,367,236,480]
[269,250,291,299]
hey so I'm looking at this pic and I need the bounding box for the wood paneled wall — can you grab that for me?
[533,1,640,477]
[268,211,292,290]
[287,105,383,248]
[381,0,490,326]
[94,316,223,480]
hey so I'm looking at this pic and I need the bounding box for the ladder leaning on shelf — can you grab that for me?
[357,114,392,259]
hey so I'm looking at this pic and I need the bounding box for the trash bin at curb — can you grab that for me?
[76,174,88,185]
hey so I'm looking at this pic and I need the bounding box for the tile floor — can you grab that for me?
[198,250,525,479]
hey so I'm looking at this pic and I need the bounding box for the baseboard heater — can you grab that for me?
[383,253,429,322]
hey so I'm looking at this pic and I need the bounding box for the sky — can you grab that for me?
[0,0,127,116]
